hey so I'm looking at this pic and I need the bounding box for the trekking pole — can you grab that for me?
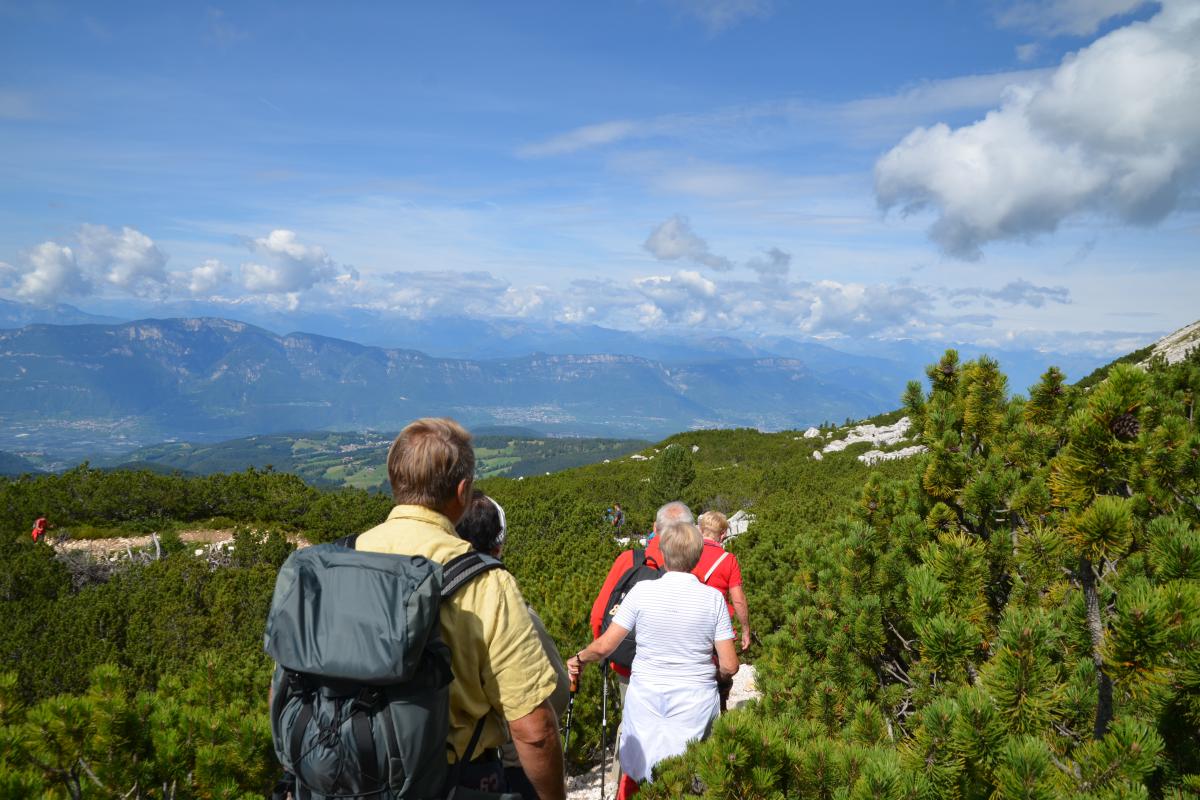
[600,660,609,800]
[562,675,577,770]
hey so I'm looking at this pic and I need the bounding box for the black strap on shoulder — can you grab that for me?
[333,533,361,550]
[440,551,505,599]
[633,548,645,570]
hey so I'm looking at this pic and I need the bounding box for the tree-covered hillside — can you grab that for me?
[0,348,1196,798]
[98,429,650,489]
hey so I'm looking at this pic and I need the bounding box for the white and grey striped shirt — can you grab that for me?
[612,571,734,686]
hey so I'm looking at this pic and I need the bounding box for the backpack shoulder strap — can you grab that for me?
[703,551,730,583]
[632,548,646,569]
[441,551,506,599]
[332,532,360,550]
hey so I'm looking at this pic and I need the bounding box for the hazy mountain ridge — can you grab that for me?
[0,317,914,456]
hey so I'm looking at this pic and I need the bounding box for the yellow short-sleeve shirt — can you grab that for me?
[355,505,559,758]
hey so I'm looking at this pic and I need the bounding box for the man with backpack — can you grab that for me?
[266,418,565,800]
[587,501,693,789]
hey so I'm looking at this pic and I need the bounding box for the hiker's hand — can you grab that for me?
[567,654,584,682]
[740,630,751,651]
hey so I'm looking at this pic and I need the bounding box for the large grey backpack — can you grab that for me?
[264,533,514,800]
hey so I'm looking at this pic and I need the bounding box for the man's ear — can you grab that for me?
[456,478,473,507]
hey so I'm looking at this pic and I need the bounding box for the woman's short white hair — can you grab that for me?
[697,510,728,540]
[659,521,704,572]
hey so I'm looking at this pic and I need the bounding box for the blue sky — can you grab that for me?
[1,0,1197,357]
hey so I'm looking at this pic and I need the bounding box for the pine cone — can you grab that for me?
[1110,412,1140,441]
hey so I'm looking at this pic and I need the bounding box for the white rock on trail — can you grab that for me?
[857,445,928,465]
[822,417,912,453]
[812,450,823,460]
[803,427,821,438]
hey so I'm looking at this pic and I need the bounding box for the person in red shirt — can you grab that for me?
[30,517,48,543]
[694,511,751,712]
[587,500,692,791]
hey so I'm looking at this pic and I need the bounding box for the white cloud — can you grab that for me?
[11,242,87,303]
[520,69,1044,158]
[186,258,232,296]
[997,0,1151,36]
[240,229,341,293]
[1016,42,1042,62]
[76,224,168,297]
[517,121,638,158]
[666,0,773,32]
[875,1,1200,259]
[950,279,1071,307]
[746,247,791,277]
[644,215,734,271]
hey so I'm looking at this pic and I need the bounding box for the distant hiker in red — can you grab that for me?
[695,510,752,712]
[31,517,47,543]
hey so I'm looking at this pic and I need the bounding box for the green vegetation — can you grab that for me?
[0,450,41,477]
[105,429,650,490]
[0,347,1197,798]
[1075,343,1156,390]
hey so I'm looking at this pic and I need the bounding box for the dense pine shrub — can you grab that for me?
[0,349,1196,797]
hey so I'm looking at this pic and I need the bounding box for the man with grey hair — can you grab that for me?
[587,500,694,789]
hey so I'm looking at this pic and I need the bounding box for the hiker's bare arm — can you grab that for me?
[565,623,628,680]
[716,638,739,680]
[729,585,751,650]
[509,699,566,800]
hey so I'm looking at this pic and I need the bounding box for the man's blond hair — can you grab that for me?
[659,521,704,573]
[387,417,475,509]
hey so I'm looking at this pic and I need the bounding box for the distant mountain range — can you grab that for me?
[0,299,123,328]
[2,298,1108,392]
[0,316,920,459]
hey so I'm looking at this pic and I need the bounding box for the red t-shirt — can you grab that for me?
[691,539,742,617]
[589,540,664,677]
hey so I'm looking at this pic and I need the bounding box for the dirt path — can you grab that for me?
[565,664,759,800]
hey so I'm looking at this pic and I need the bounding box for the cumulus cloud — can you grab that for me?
[875,1,1200,259]
[745,247,791,277]
[997,0,1150,36]
[620,269,941,338]
[241,229,341,293]
[7,243,87,303]
[186,258,232,296]
[950,279,1071,307]
[644,215,734,271]
[366,270,552,320]
[634,270,723,326]
[76,224,168,297]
